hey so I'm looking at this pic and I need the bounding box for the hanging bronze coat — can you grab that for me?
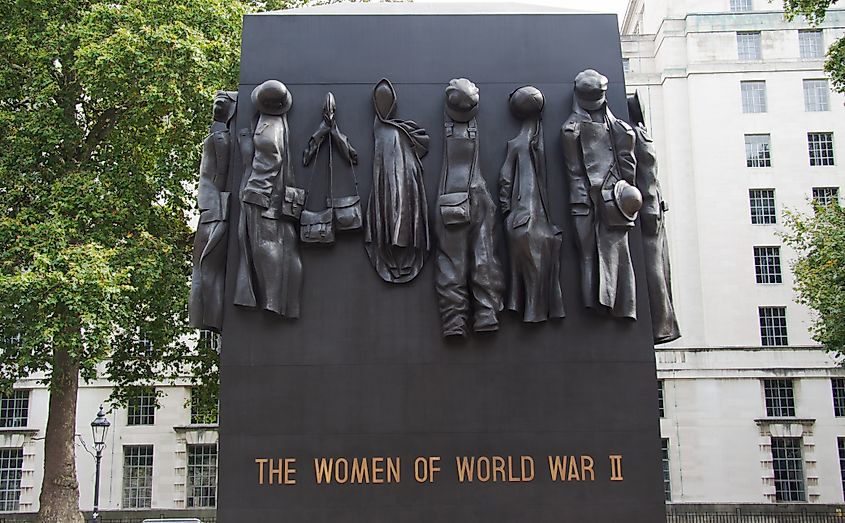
[562,69,639,320]
[434,78,505,337]
[628,93,680,344]
[190,91,237,332]
[499,86,565,323]
[234,80,303,318]
[364,78,431,284]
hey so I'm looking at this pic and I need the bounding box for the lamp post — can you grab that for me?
[90,405,110,521]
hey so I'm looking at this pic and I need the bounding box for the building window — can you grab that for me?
[833,378,845,417]
[622,58,630,72]
[759,307,788,347]
[0,448,23,512]
[749,189,777,224]
[190,388,219,425]
[198,330,220,353]
[745,134,772,167]
[0,390,29,428]
[741,81,767,113]
[730,0,753,11]
[804,79,830,111]
[658,380,665,418]
[187,444,218,508]
[662,438,671,502]
[771,437,806,502]
[754,246,783,284]
[127,388,156,426]
[813,187,840,206]
[839,438,845,499]
[799,29,824,59]
[808,132,835,166]
[737,31,762,60]
[764,378,796,417]
[122,445,153,509]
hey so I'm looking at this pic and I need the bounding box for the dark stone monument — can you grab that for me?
[217,7,666,522]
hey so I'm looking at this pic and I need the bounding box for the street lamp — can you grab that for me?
[90,405,110,521]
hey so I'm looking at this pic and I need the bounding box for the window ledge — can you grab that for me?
[755,418,815,425]
[173,424,219,431]
[0,427,38,435]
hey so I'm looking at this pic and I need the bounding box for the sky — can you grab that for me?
[419,0,631,25]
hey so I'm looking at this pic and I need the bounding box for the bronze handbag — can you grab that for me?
[300,207,335,243]
[329,158,363,231]
[282,186,306,221]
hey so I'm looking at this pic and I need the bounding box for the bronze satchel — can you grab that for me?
[300,207,335,243]
[438,120,475,227]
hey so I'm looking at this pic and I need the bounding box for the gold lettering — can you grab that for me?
[580,455,594,482]
[548,456,566,481]
[521,456,535,482]
[335,458,349,484]
[493,456,506,482]
[351,458,370,484]
[476,456,491,482]
[387,457,400,483]
[429,456,441,482]
[269,459,284,485]
[609,455,624,481]
[567,455,581,481]
[314,458,332,484]
[414,457,428,483]
[507,456,519,482]
[371,457,384,484]
[456,457,474,482]
[255,458,268,485]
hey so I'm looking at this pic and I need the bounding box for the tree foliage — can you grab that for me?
[782,0,845,92]
[0,0,253,519]
[783,203,845,357]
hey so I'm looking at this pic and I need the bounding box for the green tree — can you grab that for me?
[783,202,845,357]
[0,0,247,520]
[783,0,845,91]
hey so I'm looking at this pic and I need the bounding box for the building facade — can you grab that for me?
[622,0,845,506]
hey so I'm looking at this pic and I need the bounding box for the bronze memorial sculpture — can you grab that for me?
[498,86,565,323]
[434,78,505,337]
[189,91,238,332]
[628,92,681,343]
[301,92,361,244]
[364,78,431,284]
[562,69,641,320]
[234,80,304,318]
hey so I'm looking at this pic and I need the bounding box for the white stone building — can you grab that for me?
[2,0,845,518]
[622,0,845,506]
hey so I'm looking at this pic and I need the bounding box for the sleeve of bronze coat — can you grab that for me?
[561,123,590,213]
[498,142,515,215]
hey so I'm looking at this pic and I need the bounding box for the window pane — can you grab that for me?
[771,437,806,502]
[759,307,788,347]
[122,445,153,509]
[0,391,29,428]
[127,388,156,426]
[803,79,830,111]
[741,81,767,113]
[737,31,762,60]
[749,189,777,224]
[190,388,219,425]
[731,0,753,11]
[745,134,772,167]
[187,444,218,508]
[799,29,824,59]
[839,437,845,500]
[808,132,835,166]
[813,187,840,206]
[0,448,23,512]
[833,378,845,417]
[662,439,671,502]
[658,380,665,418]
[754,246,782,284]
[764,378,796,417]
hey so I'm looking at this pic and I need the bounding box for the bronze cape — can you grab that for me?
[364,79,431,284]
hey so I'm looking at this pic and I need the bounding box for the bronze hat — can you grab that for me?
[612,179,643,222]
[509,85,544,120]
[574,69,608,111]
[445,78,480,123]
[251,80,292,116]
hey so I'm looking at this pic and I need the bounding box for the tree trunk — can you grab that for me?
[35,345,84,523]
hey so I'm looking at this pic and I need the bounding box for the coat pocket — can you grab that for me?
[438,191,471,227]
